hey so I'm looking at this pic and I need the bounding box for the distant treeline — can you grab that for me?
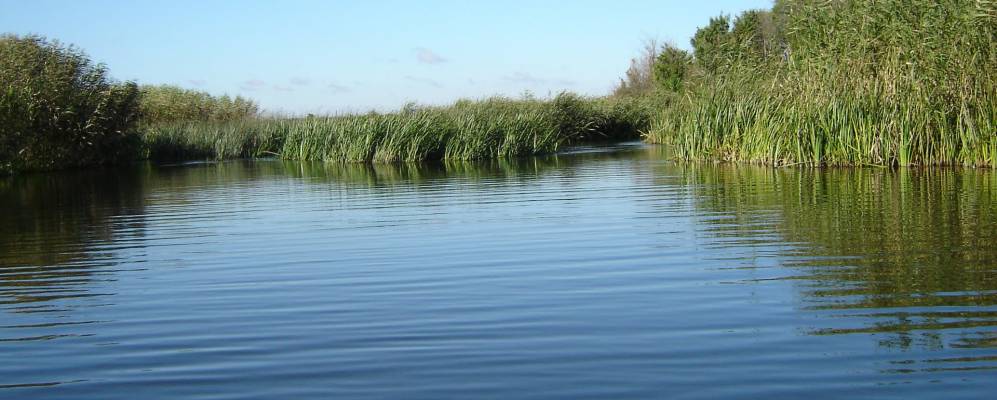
[621,0,995,167]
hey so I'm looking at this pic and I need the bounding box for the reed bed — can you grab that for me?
[646,0,997,167]
[141,94,651,163]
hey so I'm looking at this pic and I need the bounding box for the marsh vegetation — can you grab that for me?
[634,0,996,167]
[1,0,994,173]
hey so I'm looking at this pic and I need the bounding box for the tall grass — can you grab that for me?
[138,85,259,126]
[0,34,141,173]
[142,93,652,163]
[646,0,997,167]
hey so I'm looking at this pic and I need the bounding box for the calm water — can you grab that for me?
[2,144,995,399]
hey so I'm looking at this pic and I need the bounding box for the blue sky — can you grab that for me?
[2,0,771,114]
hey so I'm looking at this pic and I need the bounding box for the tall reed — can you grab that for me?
[141,93,652,163]
[647,0,997,167]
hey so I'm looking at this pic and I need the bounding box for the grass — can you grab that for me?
[141,93,653,163]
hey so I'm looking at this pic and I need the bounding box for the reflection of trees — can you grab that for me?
[671,162,997,351]
[0,168,147,308]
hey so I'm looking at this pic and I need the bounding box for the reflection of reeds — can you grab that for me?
[0,168,146,305]
[675,162,997,349]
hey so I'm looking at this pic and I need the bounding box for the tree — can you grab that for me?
[613,39,660,97]
[652,44,692,92]
[691,15,732,73]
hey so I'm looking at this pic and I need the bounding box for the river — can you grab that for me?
[1,143,995,399]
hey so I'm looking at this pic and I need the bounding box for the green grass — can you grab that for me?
[141,93,652,163]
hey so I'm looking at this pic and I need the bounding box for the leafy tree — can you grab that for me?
[731,10,784,63]
[652,44,692,92]
[691,15,732,73]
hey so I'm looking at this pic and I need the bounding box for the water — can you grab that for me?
[1,144,995,399]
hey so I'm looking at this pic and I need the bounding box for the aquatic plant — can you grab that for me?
[138,85,259,126]
[0,34,141,173]
[141,93,652,163]
[646,0,997,167]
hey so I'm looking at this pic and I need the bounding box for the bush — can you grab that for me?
[0,34,140,173]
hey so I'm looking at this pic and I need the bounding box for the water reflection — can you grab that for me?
[0,169,147,307]
[1,144,995,397]
[670,159,997,355]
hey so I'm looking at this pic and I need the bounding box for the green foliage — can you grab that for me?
[690,15,732,73]
[613,40,661,97]
[730,9,782,63]
[649,0,997,167]
[0,34,141,173]
[138,85,259,125]
[141,94,652,163]
[652,44,692,92]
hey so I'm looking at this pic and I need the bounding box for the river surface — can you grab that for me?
[1,143,995,399]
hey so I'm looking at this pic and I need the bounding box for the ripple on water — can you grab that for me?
[1,148,995,399]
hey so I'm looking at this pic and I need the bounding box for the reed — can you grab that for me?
[0,34,141,173]
[141,93,652,163]
[646,0,997,167]
[138,85,259,126]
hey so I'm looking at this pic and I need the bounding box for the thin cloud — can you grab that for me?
[328,83,351,94]
[187,79,207,87]
[290,77,311,86]
[273,85,294,92]
[415,47,447,64]
[241,79,266,90]
[404,75,443,88]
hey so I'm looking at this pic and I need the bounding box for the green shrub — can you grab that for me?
[0,34,140,173]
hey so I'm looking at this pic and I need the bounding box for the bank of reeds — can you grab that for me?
[1,34,141,174]
[646,0,997,167]
[141,93,653,163]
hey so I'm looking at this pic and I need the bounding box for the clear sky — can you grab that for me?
[2,0,771,114]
